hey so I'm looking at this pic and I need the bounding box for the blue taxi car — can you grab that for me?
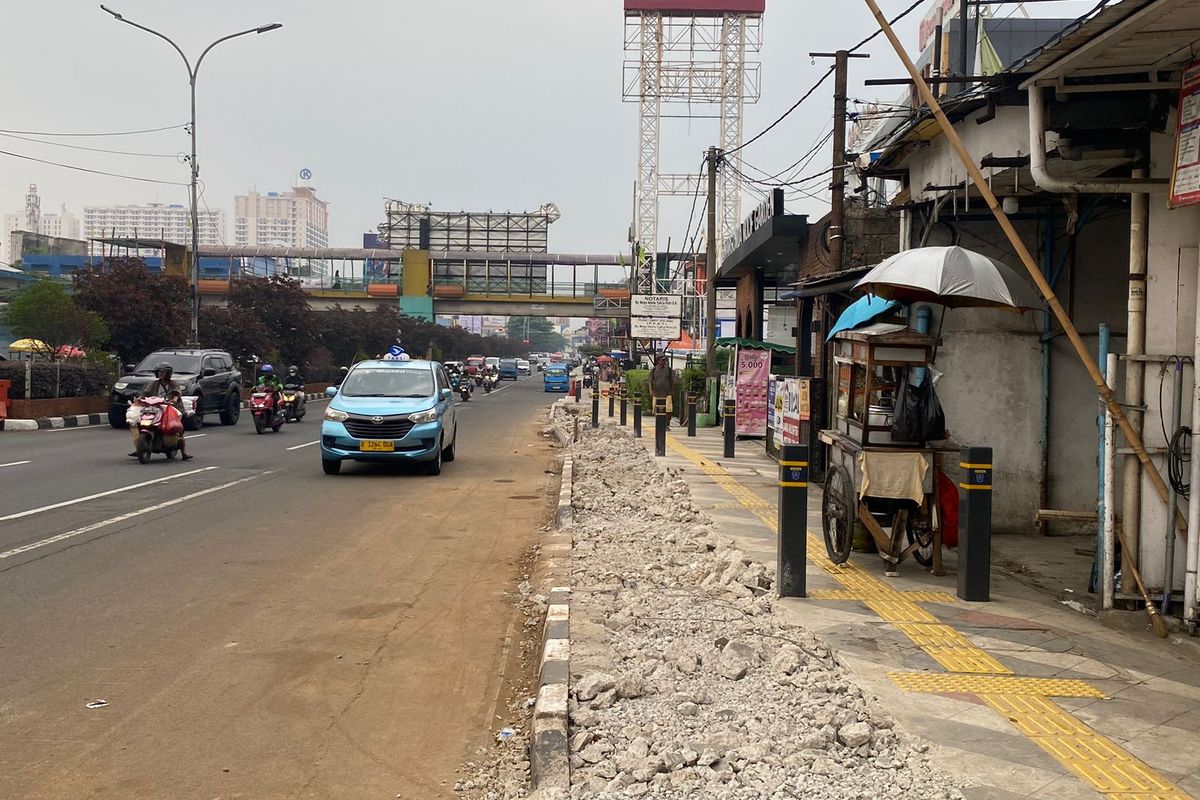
[321,359,457,475]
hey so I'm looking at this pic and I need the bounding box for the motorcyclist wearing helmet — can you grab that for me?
[282,364,306,416]
[257,364,284,411]
[130,362,192,460]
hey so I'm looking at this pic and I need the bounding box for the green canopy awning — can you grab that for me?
[715,337,796,355]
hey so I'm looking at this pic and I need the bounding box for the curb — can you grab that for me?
[530,404,574,797]
[1,392,324,433]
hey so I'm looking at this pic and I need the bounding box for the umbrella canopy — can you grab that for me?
[8,338,51,353]
[854,246,1041,311]
[827,295,901,341]
[595,354,615,363]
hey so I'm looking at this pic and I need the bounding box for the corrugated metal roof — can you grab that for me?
[1015,0,1200,83]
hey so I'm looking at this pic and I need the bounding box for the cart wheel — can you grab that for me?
[822,464,855,564]
[893,507,935,568]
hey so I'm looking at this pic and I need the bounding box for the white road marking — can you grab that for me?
[0,472,268,560]
[0,461,31,469]
[286,440,319,451]
[188,433,208,439]
[0,466,218,523]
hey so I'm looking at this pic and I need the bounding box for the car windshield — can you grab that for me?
[501,360,517,368]
[340,367,434,398]
[135,354,202,375]
[545,367,567,376]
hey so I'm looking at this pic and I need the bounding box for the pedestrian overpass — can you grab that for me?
[187,245,631,319]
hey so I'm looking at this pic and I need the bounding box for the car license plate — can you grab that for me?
[360,440,394,452]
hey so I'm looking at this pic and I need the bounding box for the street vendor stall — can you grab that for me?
[820,323,947,575]
[819,246,1040,577]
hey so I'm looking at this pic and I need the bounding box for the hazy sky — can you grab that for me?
[0,1,1097,256]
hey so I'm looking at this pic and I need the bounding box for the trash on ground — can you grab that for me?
[85,699,109,709]
[496,727,516,742]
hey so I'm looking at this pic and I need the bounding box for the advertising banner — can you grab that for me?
[767,377,777,432]
[1172,61,1200,208]
[774,377,802,445]
[735,349,771,437]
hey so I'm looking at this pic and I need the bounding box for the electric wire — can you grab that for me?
[0,123,186,137]
[0,148,187,185]
[0,131,181,158]
[725,0,927,159]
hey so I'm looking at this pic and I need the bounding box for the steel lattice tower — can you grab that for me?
[623,3,763,294]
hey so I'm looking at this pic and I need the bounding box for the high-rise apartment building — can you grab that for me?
[82,203,225,248]
[2,205,81,264]
[234,186,328,249]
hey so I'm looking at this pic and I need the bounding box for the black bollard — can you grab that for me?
[722,398,736,458]
[574,379,580,403]
[958,446,993,602]
[777,443,809,598]
[687,394,697,437]
[620,388,628,427]
[633,392,642,438]
[608,386,615,418]
[591,388,600,428]
[654,396,667,457]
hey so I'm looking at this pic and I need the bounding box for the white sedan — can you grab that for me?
[516,358,531,375]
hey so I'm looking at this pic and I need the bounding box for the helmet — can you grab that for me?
[261,364,274,373]
[156,362,173,374]
[288,365,298,375]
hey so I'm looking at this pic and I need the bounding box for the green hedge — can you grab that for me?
[0,361,115,399]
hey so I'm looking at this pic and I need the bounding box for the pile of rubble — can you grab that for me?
[561,421,961,800]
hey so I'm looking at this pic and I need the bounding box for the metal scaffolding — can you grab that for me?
[623,8,763,293]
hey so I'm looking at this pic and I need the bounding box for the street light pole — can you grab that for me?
[100,6,282,345]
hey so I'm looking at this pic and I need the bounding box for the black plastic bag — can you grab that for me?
[891,369,945,442]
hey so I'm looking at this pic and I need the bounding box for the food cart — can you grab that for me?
[818,323,945,575]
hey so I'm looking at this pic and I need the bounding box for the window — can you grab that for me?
[437,368,450,392]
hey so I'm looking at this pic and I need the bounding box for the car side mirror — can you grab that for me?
[202,368,217,377]
[124,363,136,373]
[441,388,453,401]
[325,386,338,398]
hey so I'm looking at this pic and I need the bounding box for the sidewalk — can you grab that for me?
[628,419,1200,800]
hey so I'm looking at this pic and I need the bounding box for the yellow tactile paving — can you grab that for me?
[892,674,1104,698]
[662,435,1192,800]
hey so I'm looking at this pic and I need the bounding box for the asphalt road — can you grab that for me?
[0,375,557,799]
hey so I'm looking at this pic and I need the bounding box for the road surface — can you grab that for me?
[0,376,555,799]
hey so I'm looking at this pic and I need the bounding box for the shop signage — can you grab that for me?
[918,0,960,53]
[1171,60,1200,208]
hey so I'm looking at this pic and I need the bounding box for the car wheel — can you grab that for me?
[424,441,443,475]
[443,427,457,462]
[185,395,204,431]
[220,391,240,425]
[322,458,341,475]
[109,406,127,430]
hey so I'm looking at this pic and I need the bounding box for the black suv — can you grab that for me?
[109,349,243,431]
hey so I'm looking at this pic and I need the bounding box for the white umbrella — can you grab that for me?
[854,246,1041,312]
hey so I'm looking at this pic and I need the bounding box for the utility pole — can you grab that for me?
[811,50,869,271]
[705,146,720,376]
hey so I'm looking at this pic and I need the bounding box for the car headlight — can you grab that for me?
[408,408,438,424]
[324,407,350,422]
[114,382,129,390]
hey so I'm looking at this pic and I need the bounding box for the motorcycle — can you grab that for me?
[130,396,184,463]
[483,373,497,394]
[281,386,305,422]
[249,387,286,434]
[475,374,484,387]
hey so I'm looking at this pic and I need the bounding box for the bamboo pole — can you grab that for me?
[862,0,1170,636]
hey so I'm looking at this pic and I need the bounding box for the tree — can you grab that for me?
[227,275,314,367]
[199,306,274,366]
[8,279,107,355]
[505,316,565,351]
[72,258,189,363]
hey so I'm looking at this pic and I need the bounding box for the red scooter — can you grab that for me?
[249,387,285,434]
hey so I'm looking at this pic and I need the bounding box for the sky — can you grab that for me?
[0,0,1099,256]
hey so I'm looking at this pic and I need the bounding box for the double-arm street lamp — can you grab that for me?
[100,6,282,345]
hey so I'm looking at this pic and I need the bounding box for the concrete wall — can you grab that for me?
[905,214,1129,533]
